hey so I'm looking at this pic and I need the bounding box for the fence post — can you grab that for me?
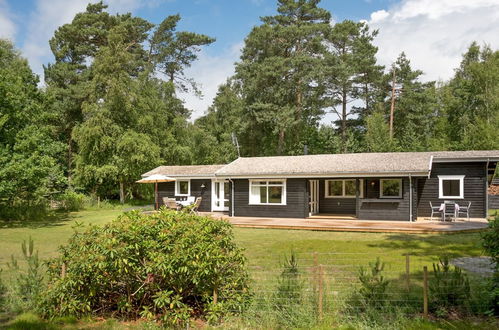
[213,287,218,305]
[313,252,318,293]
[423,266,428,317]
[405,254,410,292]
[318,264,323,321]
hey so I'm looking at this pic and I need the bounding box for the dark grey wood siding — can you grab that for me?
[233,178,308,218]
[358,178,414,221]
[489,195,499,210]
[417,162,487,218]
[157,179,212,212]
[318,179,356,214]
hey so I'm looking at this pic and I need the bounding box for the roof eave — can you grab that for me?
[214,171,429,179]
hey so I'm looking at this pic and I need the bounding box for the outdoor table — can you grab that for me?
[177,200,193,207]
[438,202,460,221]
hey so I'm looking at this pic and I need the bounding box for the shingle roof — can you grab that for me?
[142,164,225,178]
[214,150,499,177]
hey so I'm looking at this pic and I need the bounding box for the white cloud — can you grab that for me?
[368,0,499,82]
[370,10,389,23]
[179,42,243,120]
[0,0,16,40]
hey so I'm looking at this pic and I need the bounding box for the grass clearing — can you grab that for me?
[0,209,494,328]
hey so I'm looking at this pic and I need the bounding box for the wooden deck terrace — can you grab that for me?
[200,212,489,234]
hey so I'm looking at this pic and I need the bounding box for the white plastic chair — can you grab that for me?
[456,202,471,221]
[429,201,442,221]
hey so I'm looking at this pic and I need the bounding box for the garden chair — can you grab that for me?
[456,201,471,221]
[190,197,202,214]
[162,197,180,211]
[429,201,442,221]
[443,201,456,221]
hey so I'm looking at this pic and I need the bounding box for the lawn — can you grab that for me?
[0,209,486,278]
[0,209,494,329]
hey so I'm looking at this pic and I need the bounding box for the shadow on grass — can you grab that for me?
[366,233,483,258]
[0,211,75,230]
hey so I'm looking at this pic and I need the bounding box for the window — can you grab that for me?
[325,179,363,198]
[175,180,190,196]
[380,179,402,198]
[438,175,464,199]
[249,180,286,205]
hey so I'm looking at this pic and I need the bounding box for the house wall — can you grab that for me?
[489,195,499,210]
[318,179,356,214]
[233,178,308,218]
[359,177,415,221]
[157,179,212,212]
[417,162,487,218]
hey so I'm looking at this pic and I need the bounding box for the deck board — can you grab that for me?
[201,213,489,234]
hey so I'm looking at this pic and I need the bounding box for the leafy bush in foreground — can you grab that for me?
[40,210,250,326]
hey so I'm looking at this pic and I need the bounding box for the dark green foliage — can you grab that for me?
[357,258,390,308]
[6,238,45,313]
[429,256,470,315]
[0,269,5,310]
[482,215,499,267]
[40,210,250,326]
[482,214,499,315]
[57,190,89,211]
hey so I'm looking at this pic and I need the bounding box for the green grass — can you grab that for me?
[0,209,494,329]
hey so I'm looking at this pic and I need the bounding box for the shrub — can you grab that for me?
[273,252,308,327]
[356,258,389,309]
[0,269,6,310]
[6,237,45,313]
[481,214,499,315]
[40,210,250,326]
[482,214,499,267]
[429,256,470,316]
[58,190,89,211]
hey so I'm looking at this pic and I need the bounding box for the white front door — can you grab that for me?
[309,180,319,215]
[212,180,230,212]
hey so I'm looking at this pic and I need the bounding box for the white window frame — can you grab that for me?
[325,179,364,198]
[380,179,402,199]
[175,179,191,196]
[249,179,286,205]
[438,175,464,199]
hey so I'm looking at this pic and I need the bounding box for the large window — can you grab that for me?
[380,179,402,198]
[249,180,286,205]
[325,179,363,198]
[175,180,190,196]
[438,175,464,199]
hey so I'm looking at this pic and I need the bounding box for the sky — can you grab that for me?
[1,0,499,121]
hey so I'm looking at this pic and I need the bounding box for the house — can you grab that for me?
[141,150,499,221]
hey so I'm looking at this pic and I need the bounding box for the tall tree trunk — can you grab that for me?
[389,68,396,139]
[67,136,73,188]
[341,87,347,152]
[278,129,285,155]
[119,181,125,204]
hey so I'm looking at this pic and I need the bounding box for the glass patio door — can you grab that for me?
[212,180,230,211]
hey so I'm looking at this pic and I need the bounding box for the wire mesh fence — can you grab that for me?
[216,252,494,323]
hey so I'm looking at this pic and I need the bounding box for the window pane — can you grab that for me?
[443,180,460,196]
[250,186,261,203]
[328,181,343,196]
[382,179,401,197]
[260,186,267,203]
[178,181,189,194]
[344,180,356,196]
[268,186,282,204]
[268,181,284,185]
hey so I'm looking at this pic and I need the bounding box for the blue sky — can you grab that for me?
[1,0,499,119]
